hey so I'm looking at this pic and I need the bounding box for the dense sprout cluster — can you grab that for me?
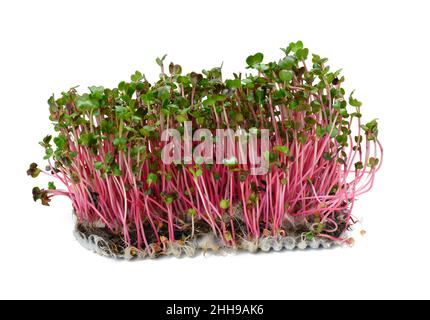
[29,41,382,253]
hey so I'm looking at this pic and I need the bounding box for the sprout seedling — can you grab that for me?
[28,41,382,258]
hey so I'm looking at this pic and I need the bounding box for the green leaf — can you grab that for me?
[156,54,167,66]
[327,124,339,138]
[224,231,232,241]
[190,168,203,178]
[43,148,53,160]
[336,134,348,144]
[256,63,269,72]
[32,187,50,206]
[190,72,203,85]
[202,96,216,108]
[246,52,264,67]
[363,119,379,140]
[355,161,364,170]
[75,94,99,110]
[32,187,41,201]
[349,90,362,107]
[113,137,127,147]
[166,197,174,205]
[94,162,104,170]
[139,125,156,137]
[279,70,293,82]
[288,40,304,53]
[311,100,321,112]
[176,114,187,122]
[48,182,56,190]
[48,95,58,113]
[323,152,332,161]
[172,64,182,75]
[296,48,309,60]
[220,199,230,210]
[54,135,68,150]
[340,108,349,117]
[147,173,158,185]
[316,125,325,137]
[157,85,171,102]
[40,135,52,148]
[365,119,378,131]
[89,86,105,99]
[112,166,122,177]
[27,163,41,178]
[253,52,264,64]
[305,117,317,126]
[264,151,279,163]
[78,133,98,147]
[187,208,197,217]
[297,132,306,144]
[272,89,286,100]
[279,56,296,70]
[273,145,290,155]
[235,113,244,122]
[131,71,144,82]
[226,78,241,89]
[305,231,314,241]
[368,157,380,168]
[118,81,127,91]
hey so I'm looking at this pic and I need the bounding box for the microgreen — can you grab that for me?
[28,41,382,253]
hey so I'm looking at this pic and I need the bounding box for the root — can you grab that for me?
[74,221,341,260]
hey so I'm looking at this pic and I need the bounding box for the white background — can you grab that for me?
[1,0,429,300]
